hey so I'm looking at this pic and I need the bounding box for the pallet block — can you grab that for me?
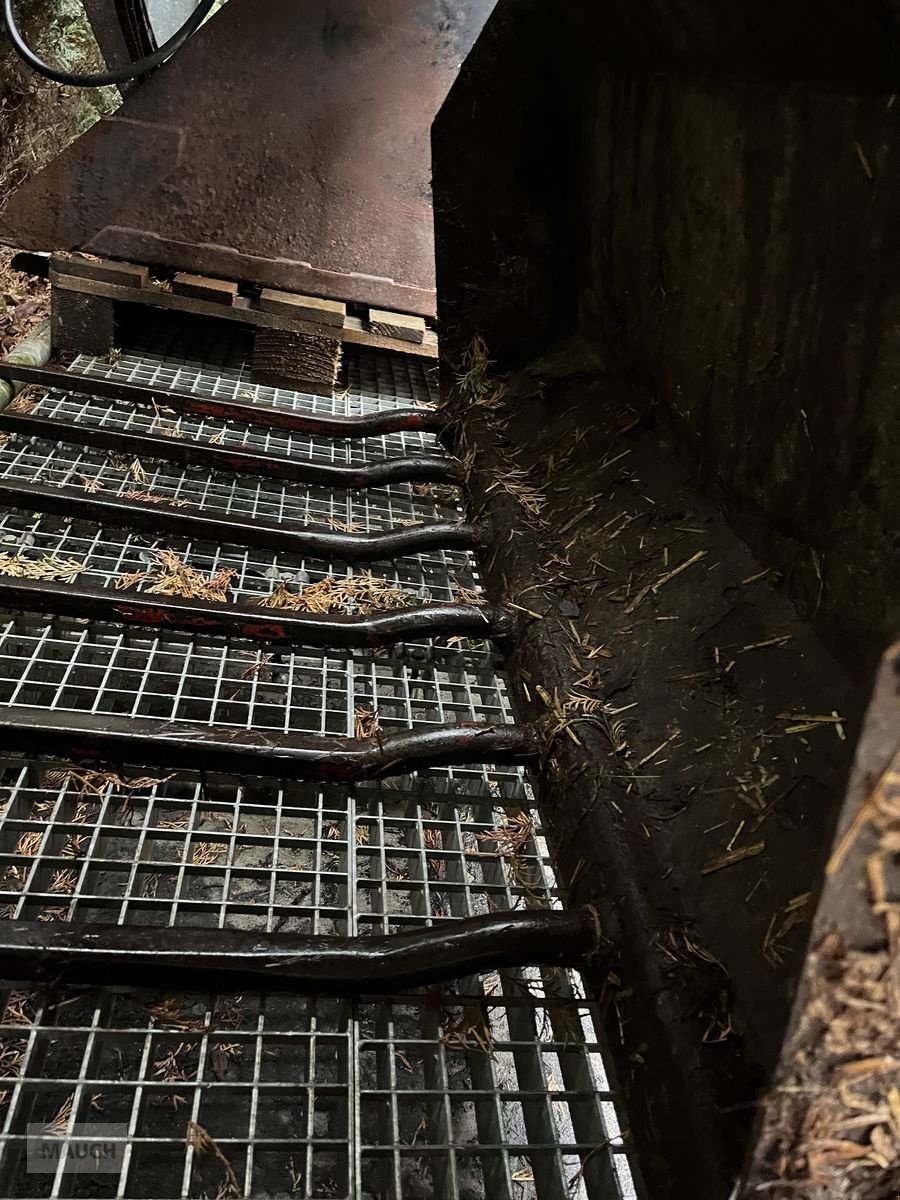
[51,288,115,357]
[252,328,342,396]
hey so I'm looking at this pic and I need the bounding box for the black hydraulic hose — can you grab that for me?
[3,0,217,87]
[0,911,601,993]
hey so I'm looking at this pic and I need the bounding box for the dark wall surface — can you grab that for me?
[435,0,899,672]
[581,73,899,671]
[434,3,898,1194]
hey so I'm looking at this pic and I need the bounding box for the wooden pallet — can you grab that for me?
[49,254,436,359]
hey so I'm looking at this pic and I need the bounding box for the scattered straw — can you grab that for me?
[0,1039,25,1107]
[779,711,847,740]
[43,1094,75,1136]
[153,1042,197,1087]
[122,489,191,507]
[455,334,505,410]
[537,687,630,754]
[624,550,707,615]
[454,585,485,605]
[38,907,68,922]
[2,991,35,1027]
[763,893,813,967]
[441,1004,495,1057]
[49,870,78,895]
[6,394,38,415]
[486,468,547,520]
[240,654,272,682]
[149,997,206,1033]
[477,812,533,858]
[45,767,172,798]
[701,841,765,876]
[61,835,88,859]
[325,516,363,533]
[191,843,226,867]
[15,831,43,858]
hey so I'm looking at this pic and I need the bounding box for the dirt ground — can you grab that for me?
[445,339,866,1193]
[467,345,859,1060]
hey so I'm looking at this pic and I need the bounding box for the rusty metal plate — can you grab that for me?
[0,0,495,315]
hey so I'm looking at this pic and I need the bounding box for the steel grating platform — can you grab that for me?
[0,318,635,1199]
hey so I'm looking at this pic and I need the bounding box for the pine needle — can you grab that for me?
[0,553,85,583]
[187,1121,241,1199]
[43,1094,75,1136]
[45,767,172,798]
[353,707,380,738]
[115,549,234,602]
[122,489,191,507]
[256,573,410,616]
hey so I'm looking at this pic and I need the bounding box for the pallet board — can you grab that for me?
[49,254,438,358]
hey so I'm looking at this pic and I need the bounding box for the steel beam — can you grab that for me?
[0,409,457,488]
[0,911,598,993]
[0,479,476,561]
[0,363,445,438]
[0,708,536,779]
[0,575,512,648]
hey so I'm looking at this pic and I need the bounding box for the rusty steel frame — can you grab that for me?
[0,574,513,649]
[0,910,598,993]
[0,362,445,437]
[0,0,497,315]
[0,708,536,780]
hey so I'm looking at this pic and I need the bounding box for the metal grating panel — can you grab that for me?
[0,441,458,530]
[0,334,635,1199]
[20,392,445,469]
[0,616,510,733]
[0,511,481,610]
[66,324,441,416]
[0,763,632,1200]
